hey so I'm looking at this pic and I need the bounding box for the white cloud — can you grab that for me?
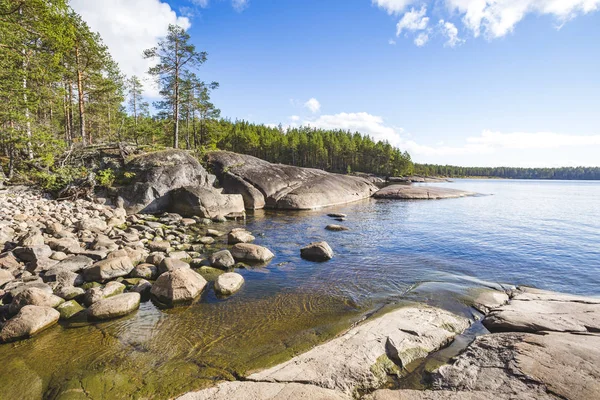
[445,0,600,39]
[388,38,397,45]
[232,0,249,12]
[373,0,419,14]
[467,130,600,149]
[290,115,300,122]
[414,32,430,46]
[70,0,190,98]
[304,98,321,113]
[305,112,404,146]
[190,0,209,7]
[396,6,430,35]
[439,19,464,47]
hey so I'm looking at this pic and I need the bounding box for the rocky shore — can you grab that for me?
[181,286,600,400]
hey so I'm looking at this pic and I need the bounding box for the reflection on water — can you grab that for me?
[1,180,600,399]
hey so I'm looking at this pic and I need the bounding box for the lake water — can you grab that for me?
[2,179,600,399]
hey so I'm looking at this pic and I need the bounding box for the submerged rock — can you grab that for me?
[230,243,274,263]
[325,224,349,232]
[374,185,476,200]
[87,292,140,320]
[150,268,207,305]
[0,305,60,343]
[247,305,469,395]
[214,272,244,295]
[300,241,333,261]
[207,151,378,210]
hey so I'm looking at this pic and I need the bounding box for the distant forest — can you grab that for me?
[414,164,600,180]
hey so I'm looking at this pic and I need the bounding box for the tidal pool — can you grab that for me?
[2,179,600,399]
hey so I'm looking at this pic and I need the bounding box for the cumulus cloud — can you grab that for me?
[232,0,249,12]
[439,19,464,47]
[396,6,430,35]
[373,0,419,14]
[446,0,600,38]
[414,32,430,46]
[304,98,321,113]
[389,38,397,45]
[70,0,190,98]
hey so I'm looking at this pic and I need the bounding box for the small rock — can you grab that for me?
[325,224,349,232]
[56,300,85,320]
[158,258,190,275]
[215,272,244,295]
[87,292,140,321]
[130,279,152,296]
[54,286,85,301]
[150,268,207,305]
[300,241,333,262]
[196,236,215,245]
[130,263,158,280]
[230,243,275,263]
[0,305,59,343]
[76,218,107,232]
[83,256,134,282]
[83,281,126,306]
[228,229,255,245]
[146,252,166,266]
[9,287,64,314]
[327,213,347,218]
[13,245,53,263]
[147,240,171,252]
[209,250,235,269]
[50,251,68,261]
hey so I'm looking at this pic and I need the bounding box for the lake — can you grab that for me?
[2,179,600,399]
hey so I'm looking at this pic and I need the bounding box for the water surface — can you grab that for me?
[2,179,599,399]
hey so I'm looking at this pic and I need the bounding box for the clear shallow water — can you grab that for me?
[1,179,600,399]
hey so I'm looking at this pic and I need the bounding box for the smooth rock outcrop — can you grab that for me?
[471,288,509,314]
[248,305,470,395]
[178,381,349,400]
[374,185,475,200]
[300,241,333,261]
[432,332,600,400]
[150,268,207,304]
[0,305,60,342]
[169,186,245,219]
[207,151,378,210]
[483,287,600,333]
[118,149,215,214]
[230,243,274,263]
[214,272,244,295]
[82,256,134,282]
[87,292,140,320]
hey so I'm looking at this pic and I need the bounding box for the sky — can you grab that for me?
[70,0,600,168]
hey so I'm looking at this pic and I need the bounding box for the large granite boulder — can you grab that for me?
[150,268,207,305]
[374,185,475,200]
[248,305,469,395]
[207,151,378,210]
[0,305,60,343]
[118,150,215,214]
[168,186,245,219]
[87,293,140,321]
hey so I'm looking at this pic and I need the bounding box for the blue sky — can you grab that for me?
[71,0,600,167]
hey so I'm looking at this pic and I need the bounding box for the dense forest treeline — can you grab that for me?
[414,164,600,180]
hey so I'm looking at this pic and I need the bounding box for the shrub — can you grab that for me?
[97,168,116,188]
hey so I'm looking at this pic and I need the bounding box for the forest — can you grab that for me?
[0,0,413,185]
[0,0,596,186]
[414,164,600,180]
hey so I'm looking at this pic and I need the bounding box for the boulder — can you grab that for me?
[75,218,108,232]
[46,237,82,254]
[130,279,152,296]
[158,257,190,275]
[0,252,21,271]
[0,269,14,287]
[0,305,60,343]
[325,224,349,232]
[19,231,45,247]
[177,382,349,400]
[54,286,85,301]
[248,305,469,395]
[118,149,215,215]
[207,151,378,210]
[230,243,274,263]
[13,245,53,264]
[54,270,84,288]
[227,229,255,244]
[0,226,14,245]
[147,240,171,253]
[150,268,207,305]
[83,281,126,306]
[300,241,333,261]
[57,300,85,320]
[82,256,134,282]
[87,292,140,320]
[214,272,244,295]
[374,185,476,200]
[169,186,245,219]
[209,250,235,269]
[9,287,64,314]
[130,263,158,280]
[44,255,93,278]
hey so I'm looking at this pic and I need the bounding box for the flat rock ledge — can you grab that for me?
[178,381,348,400]
[368,287,600,400]
[374,185,476,200]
